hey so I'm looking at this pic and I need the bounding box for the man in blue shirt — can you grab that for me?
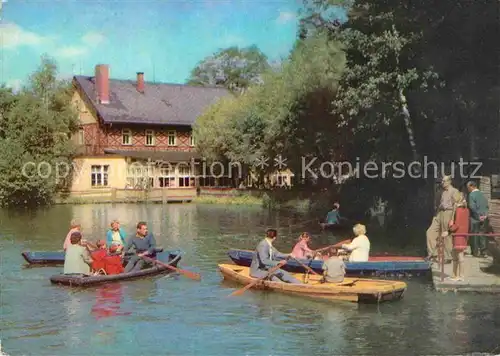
[121,221,157,272]
[320,203,341,229]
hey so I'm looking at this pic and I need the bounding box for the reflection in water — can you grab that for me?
[61,291,87,347]
[91,284,130,320]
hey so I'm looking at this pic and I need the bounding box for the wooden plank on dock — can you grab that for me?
[431,255,500,293]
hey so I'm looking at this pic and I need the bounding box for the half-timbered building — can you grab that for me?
[68,64,231,200]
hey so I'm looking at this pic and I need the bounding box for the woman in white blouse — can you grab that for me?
[340,223,370,262]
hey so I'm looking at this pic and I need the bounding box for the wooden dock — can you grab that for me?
[432,255,500,293]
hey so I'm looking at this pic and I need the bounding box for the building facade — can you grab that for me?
[69,64,231,197]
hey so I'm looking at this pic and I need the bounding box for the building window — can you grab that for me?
[126,163,153,189]
[91,165,109,187]
[167,131,176,146]
[178,164,194,187]
[122,129,132,145]
[190,134,195,147]
[158,166,175,187]
[77,128,84,145]
[145,130,155,146]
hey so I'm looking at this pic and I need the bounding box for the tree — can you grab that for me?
[187,45,271,93]
[0,56,78,207]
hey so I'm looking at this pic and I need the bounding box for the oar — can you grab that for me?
[314,239,351,253]
[339,279,359,287]
[141,256,201,281]
[289,256,320,275]
[229,261,286,297]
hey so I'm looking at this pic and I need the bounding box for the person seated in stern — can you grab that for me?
[90,240,108,274]
[291,232,315,259]
[63,219,82,252]
[321,247,346,283]
[103,245,125,275]
[249,228,303,284]
[64,231,93,275]
[121,221,157,273]
[447,193,470,281]
[339,223,370,262]
[106,219,126,252]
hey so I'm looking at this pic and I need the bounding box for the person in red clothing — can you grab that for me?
[103,245,125,275]
[447,193,470,281]
[90,240,107,274]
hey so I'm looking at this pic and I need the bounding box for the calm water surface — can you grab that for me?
[0,204,499,355]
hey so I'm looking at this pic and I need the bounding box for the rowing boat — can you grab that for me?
[218,264,406,303]
[227,249,431,277]
[21,247,164,266]
[49,249,181,287]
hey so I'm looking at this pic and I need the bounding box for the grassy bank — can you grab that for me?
[192,195,262,205]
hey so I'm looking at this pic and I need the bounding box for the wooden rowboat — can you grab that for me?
[22,247,164,266]
[227,249,431,277]
[49,249,181,287]
[218,264,406,303]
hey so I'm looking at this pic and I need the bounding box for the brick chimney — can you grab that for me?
[136,72,145,93]
[95,64,110,104]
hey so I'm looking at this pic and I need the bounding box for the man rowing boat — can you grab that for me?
[250,229,302,283]
[121,222,157,273]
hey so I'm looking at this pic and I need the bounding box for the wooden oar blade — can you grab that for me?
[179,269,201,281]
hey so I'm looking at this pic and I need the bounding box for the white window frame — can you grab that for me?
[177,164,193,187]
[189,134,195,147]
[126,163,154,189]
[91,165,109,187]
[167,130,177,146]
[158,165,176,187]
[122,129,132,145]
[145,129,155,146]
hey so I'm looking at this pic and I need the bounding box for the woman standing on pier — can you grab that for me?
[448,193,470,281]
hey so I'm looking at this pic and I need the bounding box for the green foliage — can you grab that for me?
[0,56,78,208]
[193,0,499,226]
[187,45,271,92]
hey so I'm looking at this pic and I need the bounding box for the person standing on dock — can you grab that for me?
[448,193,470,281]
[426,176,461,263]
[250,228,302,284]
[466,181,490,257]
[121,222,157,273]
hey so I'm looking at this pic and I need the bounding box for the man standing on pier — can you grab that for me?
[426,175,461,263]
[466,181,489,257]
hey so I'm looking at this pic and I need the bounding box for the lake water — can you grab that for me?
[1,204,499,355]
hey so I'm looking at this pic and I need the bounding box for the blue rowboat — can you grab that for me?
[49,249,182,287]
[21,248,164,266]
[227,249,431,278]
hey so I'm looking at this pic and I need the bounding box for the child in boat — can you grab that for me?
[321,247,345,283]
[64,231,93,275]
[90,240,107,274]
[447,194,470,281]
[340,223,370,262]
[291,232,315,259]
[103,245,125,275]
